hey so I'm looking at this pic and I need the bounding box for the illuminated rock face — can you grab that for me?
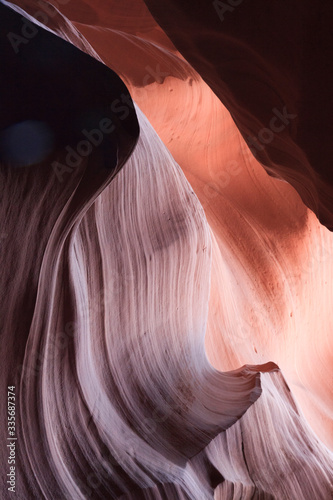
[1,1,333,499]
[144,0,333,230]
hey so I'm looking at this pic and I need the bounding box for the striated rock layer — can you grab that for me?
[143,0,333,230]
[1,1,333,499]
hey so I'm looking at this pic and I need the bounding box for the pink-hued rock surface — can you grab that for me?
[1,0,333,498]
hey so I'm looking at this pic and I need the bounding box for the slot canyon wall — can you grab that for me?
[0,1,333,498]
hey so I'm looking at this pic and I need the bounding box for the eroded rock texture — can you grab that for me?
[1,1,333,499]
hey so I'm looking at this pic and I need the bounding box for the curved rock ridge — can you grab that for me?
[210,372,333,499]
[1,1,333,499]
[143,0,333,231]
[14,0,333,458]
[0,6,278,498]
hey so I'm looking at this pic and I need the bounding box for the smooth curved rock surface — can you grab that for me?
[1,1,333,499]
[143,0,333,231]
